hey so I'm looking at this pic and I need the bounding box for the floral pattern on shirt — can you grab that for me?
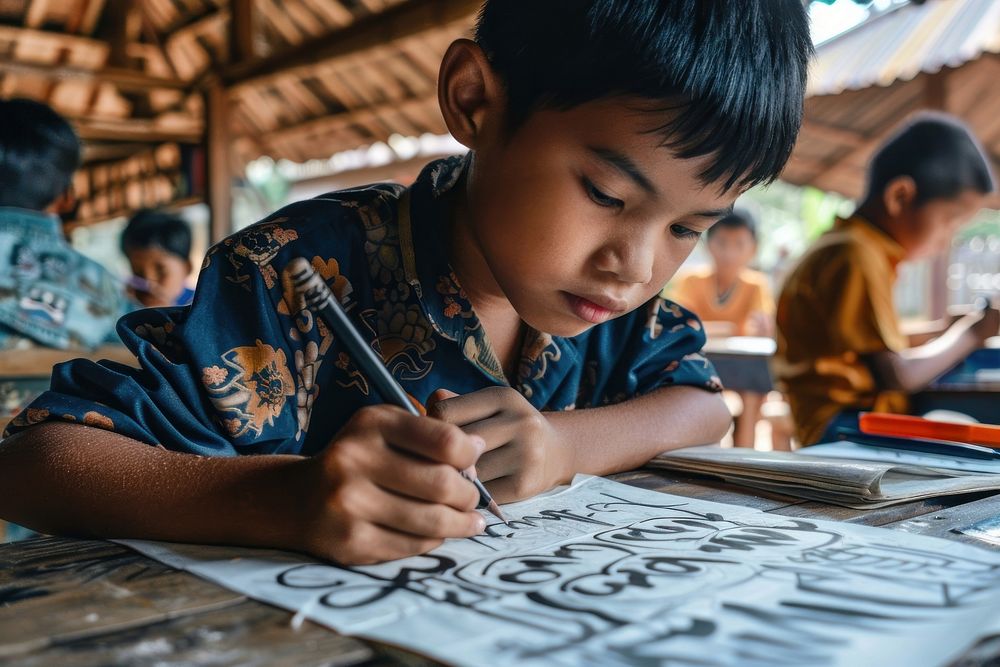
[5,157,720,454]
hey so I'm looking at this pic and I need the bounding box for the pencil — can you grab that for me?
[288,257,508,525]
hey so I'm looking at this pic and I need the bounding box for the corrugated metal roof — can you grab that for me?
[808,0,1000,96]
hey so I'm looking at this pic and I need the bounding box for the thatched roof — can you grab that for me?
[784,0,1000,203]
[4,0,996,232]
[0,0,478,229]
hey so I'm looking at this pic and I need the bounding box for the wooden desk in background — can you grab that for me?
[702,336,999,424]
[701,336,775,394]
[0,344,138,378]
[1,471,997,666]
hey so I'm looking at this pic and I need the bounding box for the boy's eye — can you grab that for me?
[583,178,624,210]
[670,224,701,240]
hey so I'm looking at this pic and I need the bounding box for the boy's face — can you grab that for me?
[706,226,756,276]
[895,189,986,260]
[464,98,738,337]
[126,245,191,308]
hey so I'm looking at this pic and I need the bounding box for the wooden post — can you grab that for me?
[205,80,232,243]
[924,70,952,318]
[230,0,255,64]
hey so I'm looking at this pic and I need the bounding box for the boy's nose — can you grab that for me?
[601,239,655,285]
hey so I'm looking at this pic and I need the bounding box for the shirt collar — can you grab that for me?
[399,156,579,406]
[835,214,907,268]
[0,207,62,237]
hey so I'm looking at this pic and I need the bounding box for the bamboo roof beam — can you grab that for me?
[223,0,480,89]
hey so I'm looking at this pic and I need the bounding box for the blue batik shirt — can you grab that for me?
[0,207,125,351]
[4,157,722,452]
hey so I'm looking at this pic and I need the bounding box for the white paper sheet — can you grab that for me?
[120,476,1000,667]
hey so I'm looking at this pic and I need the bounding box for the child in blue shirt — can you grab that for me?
[121,209,197,308]
[0,0,812,565]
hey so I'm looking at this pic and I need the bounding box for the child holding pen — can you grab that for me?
[0,0,812,564]
[775,114,999,446]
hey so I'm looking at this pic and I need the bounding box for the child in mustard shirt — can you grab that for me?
[775,113,998,446]
[0,0,812,564]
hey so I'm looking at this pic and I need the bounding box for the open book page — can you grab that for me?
[651,445,1000,508]
[120,475,1000,667]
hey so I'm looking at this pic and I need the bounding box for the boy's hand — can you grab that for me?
[298,405,486,565]
[427,388,574,504]
[967,304,999,343]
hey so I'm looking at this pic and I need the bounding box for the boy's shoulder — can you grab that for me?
[738,268,770,288]
[677,266,714,284]
[795,219,891,276]
[236,182,407,244]
[209,182,409,275]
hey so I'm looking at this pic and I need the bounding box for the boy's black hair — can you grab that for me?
[706,209,757,242]
[864,112,996,206]
[121,209,192,262]
[0,98,81,210]
[475,0,812,191]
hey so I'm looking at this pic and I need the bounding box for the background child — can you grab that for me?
[0,0,812,565]
[673,211,775,340]
[672,211,775,447]
[121,209,196,308]
[0,98,125,352]
[775,113,998,446]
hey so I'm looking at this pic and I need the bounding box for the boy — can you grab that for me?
[775,113,998,446]
[0,1,811,565]
[0,98,125,352]
[672,210,775,447]
[121,209,196,308]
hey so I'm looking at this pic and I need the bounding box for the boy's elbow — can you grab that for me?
[703,392,734,444]
[865,352,920,394]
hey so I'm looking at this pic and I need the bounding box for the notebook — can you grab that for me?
[649,445,1000,509]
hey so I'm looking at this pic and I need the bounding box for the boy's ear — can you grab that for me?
[46,188,76,216]
[882,176,918,218]
[438,39,504,150]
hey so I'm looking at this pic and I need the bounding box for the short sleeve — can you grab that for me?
[577,296,723,409]
[3,207,366,456]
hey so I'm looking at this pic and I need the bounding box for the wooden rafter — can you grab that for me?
[0,24,108,56]
[136,3,181,79]
[72,0,108,35]
[73,116,202,143]
[223,0,480,89]
[800,120,867,149]
[25,0,52,29]
[261,94,437,150]
[0,60,191,92]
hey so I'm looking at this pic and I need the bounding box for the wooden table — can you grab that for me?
[701,336,775,393]
[2,471,998,666]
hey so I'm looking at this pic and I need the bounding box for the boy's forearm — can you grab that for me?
[547,386,731,479]
[870,318,982,393]
[0,423,308,548]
